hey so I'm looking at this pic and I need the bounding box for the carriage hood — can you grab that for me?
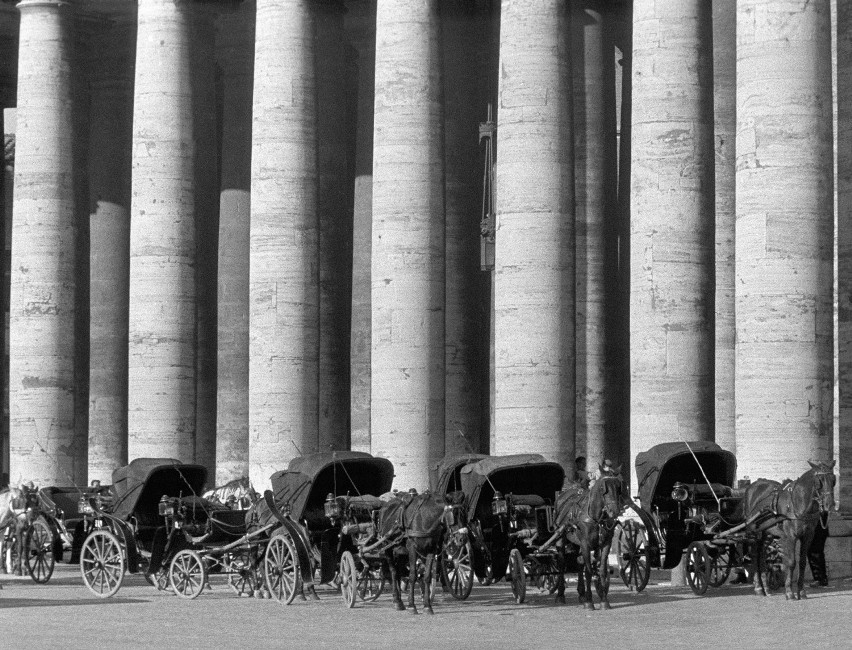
[635,441,737,508]
[459,454,566,517]
[109,458,208,521]
[429,453,488,495]
[268,452,394,521]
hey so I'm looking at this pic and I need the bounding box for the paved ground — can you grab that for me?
[1,564,850,649]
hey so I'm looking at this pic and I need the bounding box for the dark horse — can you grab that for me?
[743,460,835,600]
[378,492,447,615]
[556,465,625,610]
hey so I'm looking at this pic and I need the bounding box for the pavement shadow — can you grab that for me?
[0,597,148,609]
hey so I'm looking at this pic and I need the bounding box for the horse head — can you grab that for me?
[807,459,836,514]
[590,464,625,523]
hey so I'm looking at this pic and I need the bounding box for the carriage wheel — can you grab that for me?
[80,530,125,598]
[685,542,710,596]
[356,562,385,602]
[707,544,733,588]
[441,539,474,601]
[339,551,358,608]
[25,517,56,584]
[617,520,651,593]
[227,550,257,597]
[264,532,300,605]
[509,549,526,604]
[170,549,208,600]
[536,570,559,595]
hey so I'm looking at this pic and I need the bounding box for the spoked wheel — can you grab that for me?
[535,571,560,595]
[264,532,301,605]
[25,517,55,584]
[441,538,474,601]
[617,520,651,592]
[227,550,258,597]
[170,550,208,600]
[508,549,526,604]
[685,542,710,596]
[707,544,733,588]
[356,562,385,602]
[339,550,357,608]
[80,530,125,598]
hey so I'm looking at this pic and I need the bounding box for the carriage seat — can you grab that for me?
[511,494,546,507]
[348,495,385,512]
[690,483,732,500]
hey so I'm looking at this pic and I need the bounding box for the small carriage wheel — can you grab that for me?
[707,544,733,588]
[685,542,710,596]
[339,551,358,608]
[170,549,208,600]
[509,549,526,604]
[25,516,56,584]
[441,538,474,601]
[356,562,385,602]
[264,532,301,605]
[80,529,125,598]
[617,520,651,593]
[227,549,257,597]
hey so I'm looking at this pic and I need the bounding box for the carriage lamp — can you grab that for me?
[158,495,175,517]
[671,484,689,502]
[324,493,340,520]
[78,496,94,515]
[492,491,508,515]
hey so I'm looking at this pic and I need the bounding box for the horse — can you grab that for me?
[378,492,447,615]
[743,460,836,600]
[203,476,259,510]
[0,484,39,576]
[555,464,626,610]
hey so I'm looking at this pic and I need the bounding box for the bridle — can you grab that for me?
[811,468,835,517]
[587,475,623,533]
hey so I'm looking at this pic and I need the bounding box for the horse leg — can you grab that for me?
[554,543,566,605]
[407,544,418,615]
[424,552,435,615]
[388,553,405,611]
[597,540,612,610]
[576,554,586,604]
[752,537,766,596]
[582,543,595,610]
[14,523,24,576]
[782,536,796,601]
[798,530,813,600]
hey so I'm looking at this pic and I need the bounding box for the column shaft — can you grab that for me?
[839,0,852,510]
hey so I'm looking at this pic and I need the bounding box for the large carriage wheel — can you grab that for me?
[508,549,526,604]
[170,549,208,600]
[617,520,651,592]
[264,532,301,605]
[707,544,733,588]
[80,530,125,598]
[685,542,710,596]
[356,562,385,602]
[339,550,358,608]
[441,538,474,601]
[227,549,257,597]
[25,517,56,584]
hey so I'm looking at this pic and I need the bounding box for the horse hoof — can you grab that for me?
[426,608,434,615]
[584,602,595,611]
[800,592,808,600]
[395,601,406,611]
[754,589,766,597]
[602,601,612,610]
[409,608,419,616]
[555,595,566,605]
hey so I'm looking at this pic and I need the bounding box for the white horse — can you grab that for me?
[0,485,37,576]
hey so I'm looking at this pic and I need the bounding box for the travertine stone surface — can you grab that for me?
[737,0,833,480]
[630,0,714,489]
[443,0,483,456]
[87,15,134,484]
[714,0,736,455]
[10,0,78,485]
[345,0,375,454]
[128,0,196,462]
[215,0,253,484]
[249,0,318,489]
[573,1,617,468]
[372,0,445,490]
[839,0,852,510]
[317,1,353,453]
[495,0,574,469]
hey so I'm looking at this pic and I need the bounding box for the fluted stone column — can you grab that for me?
[714,0,735,455]
[839,0,852,510]
[443,0,483,456]
[372,0,445,490]
[630,0,714,487]
[317,1,353,452]
[737,0,833,480]
[249,0,319,489]
[87,15,134,484]
[346,0,375,454]
[128,0,196,462]
[573,1,617,468]
[10,0,79,485]
[215,1,253,484]
[494,0,573,468]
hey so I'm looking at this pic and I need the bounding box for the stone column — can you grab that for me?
[345,0,375,454]
[249,0,319,489]
[443,0,483,456]
[630,0,714,486]
[737,0,833,480]
[87,14,134,484]
[839,0,852,510]
[10,0,79,485]
[317,1,353,452]
[573,1,618,468]
[494,0,573,468]
[128,0,196,462]
[713,0,735,455]
[372,0,445,490]
[215,0,253,484]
